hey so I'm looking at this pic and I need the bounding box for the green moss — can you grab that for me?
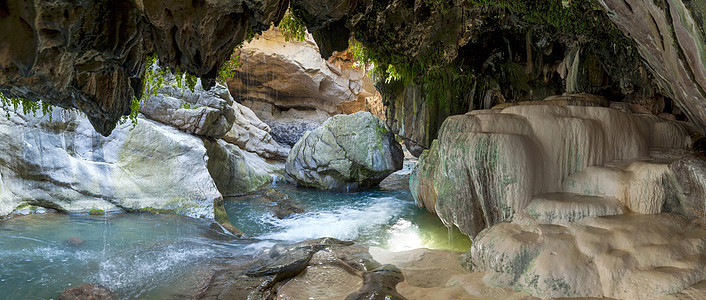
[89,208,105,215]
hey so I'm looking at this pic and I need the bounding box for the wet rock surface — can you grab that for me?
[598,0,706,132]
[670,155,706,223]
[0,106,222,218]
[285,111,404,191]
[223,102,290,160]
[198,238,405,300]
[226,189,306,219]
[58,283,112,300]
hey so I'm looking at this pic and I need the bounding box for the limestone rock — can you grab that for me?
[285,111,403,191]
[670,156,706,223]
[203,139,272,197]
[222,102,289,160]
[226,27,377,146]
[382,85,431,157]
[523,193,627,224]
[564,159,682,215]
[466,213,706,299]
[411,105,693,238]
[0,0,287,136]
[140,79,236,138]
[0,106,221,219]
[491,93,610,110]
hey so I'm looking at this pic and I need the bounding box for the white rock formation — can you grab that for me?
[0,108,220,218]
[0,104,276,220]
[468,213,706,299]
[412,104,693,238]
[411,102,706,298]
[222,102,289,160]
[140,80,236,138]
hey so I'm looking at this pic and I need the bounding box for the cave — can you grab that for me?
[1,0,706,299]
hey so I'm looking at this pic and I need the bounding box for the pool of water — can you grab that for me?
[0,183,470,299]
[0,213,252,299]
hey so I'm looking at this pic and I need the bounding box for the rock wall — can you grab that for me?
[0,79,283,230]
[226,27,378,146]
[598,0,706,131]
[0,108,220,218]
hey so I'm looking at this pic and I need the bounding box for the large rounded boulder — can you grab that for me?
[285,111,403,191]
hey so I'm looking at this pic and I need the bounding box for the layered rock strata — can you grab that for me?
[598,0,706,131]
[226,27,378,146]
[467,213,706,299]
[140,79,236,138]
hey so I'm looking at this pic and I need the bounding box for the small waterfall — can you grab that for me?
[447,225,453,250]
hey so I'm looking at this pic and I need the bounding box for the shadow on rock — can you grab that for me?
[197,238,407,299]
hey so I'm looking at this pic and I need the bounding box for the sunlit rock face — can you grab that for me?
[226,27,377,146]
[0,0,287,136]
[139,74,289,160]
[467,213,706,299]
[598,0,706,131]
[0,101,276,219]
[411,102,693,238]
[0,107,221,218]
[285,111,403,191]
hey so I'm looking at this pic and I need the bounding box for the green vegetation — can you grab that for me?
[345,0,626,110]
[0,93,55,121]
[1,53,199,127]
[279,10,307,43]
[89,208,105,215]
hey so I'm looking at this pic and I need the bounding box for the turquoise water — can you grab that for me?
[224,184,470,252]
[0,184,469,299]
[0,213,250,299]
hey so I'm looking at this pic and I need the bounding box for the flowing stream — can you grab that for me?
[0,184,469,299]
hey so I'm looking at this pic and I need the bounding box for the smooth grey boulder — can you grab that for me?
[285,111,403,191]
[140,79,236,138]
[203,139,272,197]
